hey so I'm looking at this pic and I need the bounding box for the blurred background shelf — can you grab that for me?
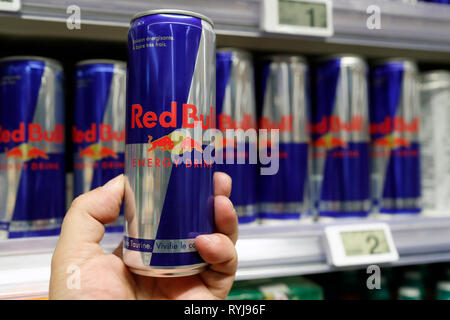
[0,0,450,62]
[1,215,450,299]
[1,0,450,301]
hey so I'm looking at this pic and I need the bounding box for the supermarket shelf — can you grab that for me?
[236,216,450,280]
[1,216,450,299]
[0,0,450,62]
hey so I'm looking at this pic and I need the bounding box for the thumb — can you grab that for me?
[56,174,125,259]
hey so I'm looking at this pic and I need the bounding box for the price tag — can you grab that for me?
[261,0,333,37]
[324,223,399,267]
[0,0,21,12]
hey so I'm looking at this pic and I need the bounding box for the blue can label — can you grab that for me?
[124,13,215,269]
[73,62,126,232]
[256,57,311,222]
[216,50,258,224]
[370,61,421,214]
[312,57,371,218]
[0,59,65,237]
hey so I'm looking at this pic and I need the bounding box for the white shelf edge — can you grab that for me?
[1,215,450,298]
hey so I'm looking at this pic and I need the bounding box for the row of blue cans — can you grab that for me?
[216,49,423,224]
[0,56,127,238]
[0,51,425,237]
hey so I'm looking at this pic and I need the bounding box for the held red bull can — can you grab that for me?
[73,60,126,232]
[370,59,421,215]
[311,55,371,219]
[420,71,450,215]
[0,56,65,238]
[256,55,311,224]
[124,10,216,276]
[216,49,258,224]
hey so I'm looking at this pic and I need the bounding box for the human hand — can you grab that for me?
[49,172,237,300]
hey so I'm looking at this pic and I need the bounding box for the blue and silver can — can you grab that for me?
[256,55,311,224]
[370,59,421,215]
[216,49,258,224]
[311,55,371,219]
[420,71,450,215]
[124,10,216,276]
[0,56,65,238]
[73,59,126,232]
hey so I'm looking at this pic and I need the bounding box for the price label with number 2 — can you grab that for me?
[324,223,399,267]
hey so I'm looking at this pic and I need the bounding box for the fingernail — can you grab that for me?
[103,174,123,190]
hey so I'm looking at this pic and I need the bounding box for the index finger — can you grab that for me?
[58,174,125,251]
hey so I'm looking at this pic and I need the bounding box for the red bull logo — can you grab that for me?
[313,134,348,149]
[312,115,363,135]
[4,143,48,161]
[371,134,418,158]
[371,117,418,157]
[219,113,255,131]
[259,115,293,132]
[131,103,216,130]
[72,124,124,143]
[147,135,175,152]
[0,123,64,143]
[78,143,118,160]
[146,134,204,154]
[370,116,419,135]
[311,115,364,158]
[373,135,411,148]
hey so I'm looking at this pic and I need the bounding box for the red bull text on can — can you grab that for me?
[256,55,311,223]
[0,56,65,238]
[216,48,258,224]
[420,71,450,214]
[124,10,216,276]
[311,55,371,219]
[73,59,126,232]
[370,59,421,215]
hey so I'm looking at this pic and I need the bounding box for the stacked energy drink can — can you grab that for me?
[311,55,371,219]
[216,48,258,224]
[370,59,421,215]
[124,10,215,276]
[256,55,311,223]
[73,59,126,231]
[420,70,450,215]
[0,56,65,238]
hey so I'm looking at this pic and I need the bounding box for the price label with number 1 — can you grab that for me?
[324,223,399,267]
[261,0,333,37]
[0,0,21,12]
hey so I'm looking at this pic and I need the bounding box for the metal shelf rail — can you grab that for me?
[1,216,450,299]
[0,0,449,59]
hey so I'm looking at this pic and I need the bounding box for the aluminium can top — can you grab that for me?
[421,70,450,90]
[217,48,253,59]
[131,9,214,27]
[262,54,307,65]
[373,57,418,72]
[0,55,63,70]
[76,59,126,69]
[316,54,366,67]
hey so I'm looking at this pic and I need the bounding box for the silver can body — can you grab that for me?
[124,10,216,277]
[420,71,450,215]
[312,55,371,220]
[370,59,421,215]
[73,60,126,232]
[216,49,258,224]
[0,56,65,238]
[256,55,311,224]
